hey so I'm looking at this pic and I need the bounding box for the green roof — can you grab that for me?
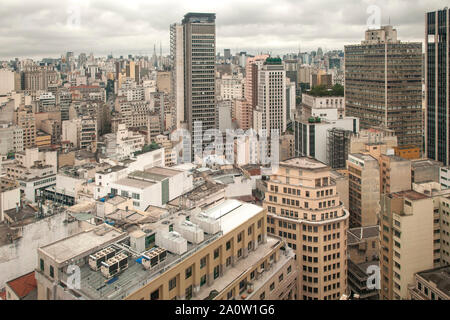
[264,57,282,65]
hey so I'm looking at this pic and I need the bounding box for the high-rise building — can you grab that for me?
[170,23,185,129]
[425,8,450,165]
[256,57,287,134]
[245,55,269,109]
[263,157,350,300]
[379,190,434,300]
[345,26,422,150]
[178,13,217,159]
[224,48,231,60]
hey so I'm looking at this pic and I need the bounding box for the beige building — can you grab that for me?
[379,190,434,300]
[263,157,349,300]
[347,153,380,227]
[35,200,298,300]
[14,106,36,149]
[408,266,450,300]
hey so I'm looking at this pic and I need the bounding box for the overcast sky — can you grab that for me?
[0,0,447,60]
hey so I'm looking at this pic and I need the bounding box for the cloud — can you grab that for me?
[0,0,446,59]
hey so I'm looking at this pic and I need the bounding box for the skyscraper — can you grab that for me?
[345,26,422,150]
[180,13,217,159]
[170,23,184,129]
[425,8,450,165]
[255,57,287,134]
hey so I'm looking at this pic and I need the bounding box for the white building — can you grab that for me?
[99,124,145,161]
[257,58,287,134]
[302,93,345,119]
[294,116,359,165]
[106,167,193,210]
[0,69,16,95]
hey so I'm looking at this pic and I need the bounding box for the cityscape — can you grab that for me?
[0,0,449,305]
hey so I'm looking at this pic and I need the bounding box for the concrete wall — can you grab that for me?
[0,212,91,288]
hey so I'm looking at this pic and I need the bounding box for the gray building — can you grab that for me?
[345,26,422,150]
[181,13,217,160]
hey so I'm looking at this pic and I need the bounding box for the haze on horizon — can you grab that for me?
[0,0,446,60]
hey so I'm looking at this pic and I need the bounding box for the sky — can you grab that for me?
[0,0,447,60]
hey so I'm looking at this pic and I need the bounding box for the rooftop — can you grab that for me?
[417,266,450,296]
[6,271,37,300]
[114,176,156,190]
[281,157,328,170]
[39,224,126,264]
[390,190,429,201]
[412,159,443,168]
[347,225,379,245]
[349,153,377,162]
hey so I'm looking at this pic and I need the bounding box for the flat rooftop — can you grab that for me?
[349,153,377,162]
[390,190,429,201]
[114,177,155,189]
[281,157,327,170]
[145,167,182,178]
[98,165,126,175]
[412,159,443,168]
[417,266,450,296]
[39,224,126,264]
[347,226,379,245]
[202,199,263,234]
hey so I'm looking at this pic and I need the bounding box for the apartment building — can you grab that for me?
[14,106,36,149]
[36,200,298,300]
[379,190,434,300]
[263,157,349,300]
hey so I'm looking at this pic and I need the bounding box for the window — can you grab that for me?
[226,240,231,250]
[214,266,220,279]
[214,248,220,259]
[260,292,265,300]
[132,193,140,200]
[200,257,206,269]
[279,274,284,282]
[270,282,275,291]
[185,286,193,300]
[201,275,206,287]
[40,259,44,272]
[239,280,246,293]
[185,266,192,279]
[227,290,233,299]
[226,256,232,267]
[169,277,177,290]
[49,265,54,278]
[238,232,243,242]
[287,266,292,274]
[238,248,242,258]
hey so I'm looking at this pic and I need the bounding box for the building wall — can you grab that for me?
[380,193,434,300]
[263,161,349,300]
[0,212,90,288]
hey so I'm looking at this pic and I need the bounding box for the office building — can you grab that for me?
[345,26,422,149]
[425,8,450,165]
